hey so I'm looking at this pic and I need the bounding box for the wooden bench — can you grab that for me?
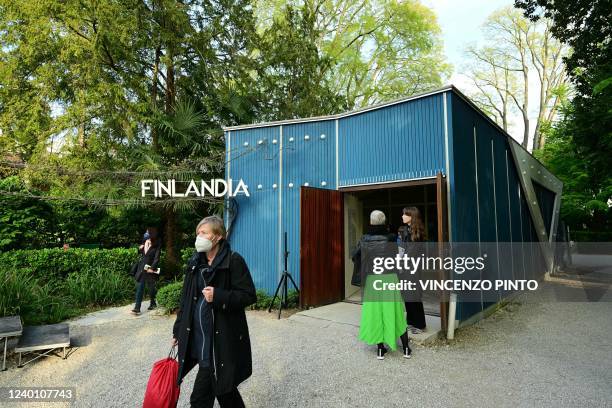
[0,316,23,371]
[15,323,70,368]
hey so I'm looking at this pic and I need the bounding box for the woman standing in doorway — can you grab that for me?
[398,207,427,334]
[355,210,411,360]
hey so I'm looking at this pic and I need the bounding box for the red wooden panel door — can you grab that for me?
[300,186,344,308]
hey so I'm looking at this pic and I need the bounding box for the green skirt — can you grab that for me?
[358,274,407,350]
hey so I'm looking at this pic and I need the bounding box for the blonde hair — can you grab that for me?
[195,215,226,238]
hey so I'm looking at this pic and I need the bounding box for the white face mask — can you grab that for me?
[195,235,213,253]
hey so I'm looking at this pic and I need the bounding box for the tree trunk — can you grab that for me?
[521,65,529,148]
[162,45,179,275]
[165,49,175,114]
[151,44,161,151]
[163,207,179,276]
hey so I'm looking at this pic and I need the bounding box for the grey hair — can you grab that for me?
[195,215,226,237]
[370,210,386,226]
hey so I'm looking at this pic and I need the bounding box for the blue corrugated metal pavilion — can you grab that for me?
[223,85,562,326]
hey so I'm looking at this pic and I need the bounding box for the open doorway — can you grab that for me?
[342,179,444,319]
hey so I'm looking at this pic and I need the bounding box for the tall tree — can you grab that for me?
[464,6,569,149]
[255,0,450,108]
[516,0,611,238]
[0,0,260,272]
[255,3,347,120]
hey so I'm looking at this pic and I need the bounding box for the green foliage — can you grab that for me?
[255,0,450,108]
[0,267,80,325]
[535,106,612,237]
[65,266,134,307]
[518,0,611,238]
[157,281,183,313]
[0,246,202,324]
[255,4,347,120]
[0,248,138,324]
[248,289,299,310]
[0,176,55,251]
[0,247,139,280]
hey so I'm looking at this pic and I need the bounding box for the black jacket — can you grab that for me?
[135,240,161,282]
[398,224,425,302]
[172,240,257,395]
[351,225,396,286]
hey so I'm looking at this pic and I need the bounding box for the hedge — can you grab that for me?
[157,281,183,313]
[0,247,197,325]
[156,282,299,314]
[0,248,139,281]
[0,246,273,324]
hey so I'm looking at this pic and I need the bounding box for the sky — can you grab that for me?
[422,0,532,144]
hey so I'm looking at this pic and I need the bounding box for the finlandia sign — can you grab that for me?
[141,179,250,198]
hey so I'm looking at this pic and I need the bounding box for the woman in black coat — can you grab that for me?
[171,215,256,408]
[398,207,427,334]
[131,227,161,314]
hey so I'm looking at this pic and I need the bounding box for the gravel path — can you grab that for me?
[2,282,611,408]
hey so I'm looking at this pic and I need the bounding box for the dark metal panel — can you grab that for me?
[533,181,556,236]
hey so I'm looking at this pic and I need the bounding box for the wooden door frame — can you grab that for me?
[340,175,450,331]
[436,172,449,332]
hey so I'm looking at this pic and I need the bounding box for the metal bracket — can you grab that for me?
[507,140,563,272]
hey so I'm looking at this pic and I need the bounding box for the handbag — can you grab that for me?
[129,261,139,277]
[142,346,181,408]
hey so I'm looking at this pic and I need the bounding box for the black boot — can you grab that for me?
[400,332,412,359]
[377,343,387,360]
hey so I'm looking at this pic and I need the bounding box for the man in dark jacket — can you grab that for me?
[172,215,257,408]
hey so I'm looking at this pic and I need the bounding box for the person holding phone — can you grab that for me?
[131,226,161,315]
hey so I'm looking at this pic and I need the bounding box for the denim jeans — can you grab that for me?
[134,278,157,311]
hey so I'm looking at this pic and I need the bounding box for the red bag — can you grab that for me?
[143,347,181,408]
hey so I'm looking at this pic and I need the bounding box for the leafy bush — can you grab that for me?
[157,281,183,313]
[0,176,55,251]
[0,267,78,325]
[65,266,134,307]
[155,283,299,314]
[0,247,139,280]
[0,248,138,324]
[248,289,299,310]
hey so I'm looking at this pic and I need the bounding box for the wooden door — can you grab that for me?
[300,187,344,308]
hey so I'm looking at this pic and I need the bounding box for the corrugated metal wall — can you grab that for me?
[280,121,337,291]
[448,93,549,321]
[226,126,281,293]
[226,121,336,293]
[228,94,449,293]
[226,88,559,314]
[338,94,447,186]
